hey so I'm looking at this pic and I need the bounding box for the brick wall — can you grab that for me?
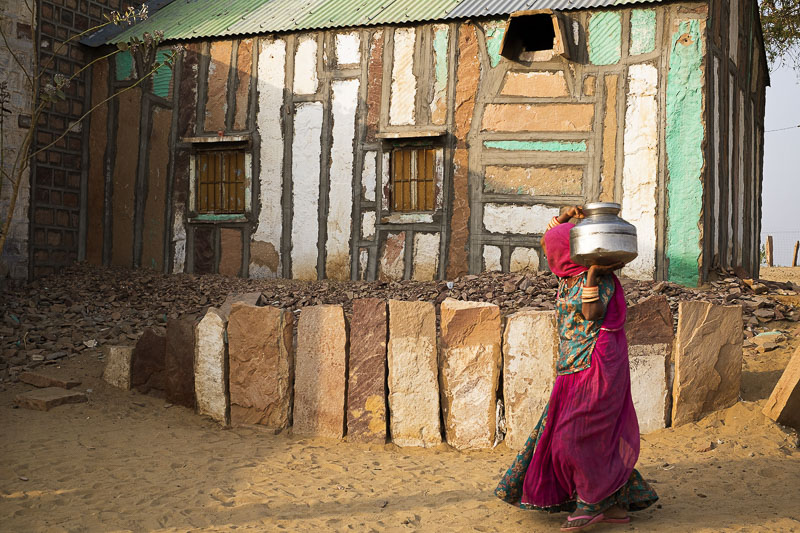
[0,1,35,281]
[30,0,144,278]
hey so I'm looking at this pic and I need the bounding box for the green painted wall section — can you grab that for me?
[151,50,173,98]
[484,22,505,68]
[665,19,704,286]
[115,51,133,81]
[588,12,621,65]
[483,140,587,152]
[433,27,449,92]
[629,9,656,55]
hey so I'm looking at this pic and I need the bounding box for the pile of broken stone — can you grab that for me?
[0,264,797,378]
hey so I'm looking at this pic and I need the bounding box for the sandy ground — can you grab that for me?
[2,331,800,532]
[760,266,800,284]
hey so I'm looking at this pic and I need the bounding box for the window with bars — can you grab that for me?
[195,149,247,214]
[391,147,436,212]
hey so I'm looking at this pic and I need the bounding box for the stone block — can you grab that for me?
[194,307,229,425]
[228,303,294,429]
[502,309,557,450]
[165,316,196,409]
[762,345,800,431]
[19,371,80,390]
[294,305,347,438]
[629,344,669,433]
[347,299,388,443]
[131,328,166,395]
[103,345,134,390]
[439,298,502,450]
[387,300,441,447]
[218,291,262,319]
[625,295,674,347]
[15,387,87,411]
[671,302,743,426]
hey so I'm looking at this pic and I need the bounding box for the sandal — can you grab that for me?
[560,513,605,531]
[602,515,631,524]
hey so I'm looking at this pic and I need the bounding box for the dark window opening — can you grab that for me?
[500,10,570,61]
[391,148,436,212]
[196,148,246,214]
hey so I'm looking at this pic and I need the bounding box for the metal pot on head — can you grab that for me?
[569,202,638,267]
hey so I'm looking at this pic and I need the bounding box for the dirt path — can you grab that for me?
[2,334,800,533]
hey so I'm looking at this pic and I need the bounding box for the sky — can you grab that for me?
[762,63,800,266]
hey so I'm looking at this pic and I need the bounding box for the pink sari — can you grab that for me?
[495,223,657,514]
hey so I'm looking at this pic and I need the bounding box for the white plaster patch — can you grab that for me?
[389,27,416,126]
[412,233,440,281]
[335,32,361,65]
[380,233,406,281]
[381,151,391,211]
[362,151,377,201]
[483,245,502,272]
[326,78,359,280]
[361,211,376,240]
[291,102,323,280]
[483,204,559,235]
[629,344,668,433]
[430,24,449,126]
[359,248,369,280]
[251,37,286,278]
[293,36,318,95]
[510,247,539,272]
[621,64,658,280]
[171,204,186,273]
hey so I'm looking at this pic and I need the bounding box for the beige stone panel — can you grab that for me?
[672,302,743,426]
[510,247,540,272]
[500,71,569,98]
[483,245,501,272]
[600,74,619,202]
[484,165,583,196]
[205,40,233,132]
[379,232,406,281]
[103,346,134,390]
[294,305,347,438]
[439,299,501,450]
[412,233,440,281]
[583,75,596,96]
[387,300,441,447]
[762,345,800,431]
[482,104,594,132]
[502,309,557,450]
[194,307,229,426]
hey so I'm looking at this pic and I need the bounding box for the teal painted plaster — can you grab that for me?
[433,27,449,92]
[629,9,656,55]
[588,12,621,65]
[194,214,247,222]
[151,50,173,98]
[665,19,704,286]
[483,140,587,152]
[484,23,505,68]
[115,52,133,81]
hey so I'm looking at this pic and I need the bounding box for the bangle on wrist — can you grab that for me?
[546,216,561,231]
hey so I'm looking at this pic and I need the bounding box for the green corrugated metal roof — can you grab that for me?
[106,0,667,44]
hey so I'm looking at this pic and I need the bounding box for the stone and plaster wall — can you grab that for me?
[85,0,767,286]
[0,0,34,282]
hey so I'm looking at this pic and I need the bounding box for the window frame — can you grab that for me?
[389,146,439,214]
[187,139,252,222]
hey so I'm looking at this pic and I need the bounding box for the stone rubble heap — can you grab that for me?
[1,264,798,381]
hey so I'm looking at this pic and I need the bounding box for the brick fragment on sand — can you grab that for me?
[294,305,347,438]
[671,301,742,426]
[19,371,80,390]
[15,387,87,411]
[347,299,388,443]
[762,345,800,431]
[103,345,134,390]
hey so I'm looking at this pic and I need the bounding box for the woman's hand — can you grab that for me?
[587,262,624,279]
[557,205,585,224]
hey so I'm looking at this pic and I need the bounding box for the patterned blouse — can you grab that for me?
[555,272,615,375]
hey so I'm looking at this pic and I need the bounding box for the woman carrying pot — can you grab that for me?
[494,205,658,531]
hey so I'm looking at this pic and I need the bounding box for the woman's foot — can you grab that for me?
[560,506,629,531]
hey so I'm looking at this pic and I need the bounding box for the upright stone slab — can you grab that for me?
[502,309,558,450]
[103,345,134,390]
[165,316,196,408]
[672,301,743,426]
[227,303,294,429]
[763,345,800,431]
[347,298,388,443]
[131,328,166,395]
[439,299,502,450]
[194,307,229,425]
[629,344,669,433]
[625,295,674,347]
[387,300,441,448]
[294,305,347,438]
